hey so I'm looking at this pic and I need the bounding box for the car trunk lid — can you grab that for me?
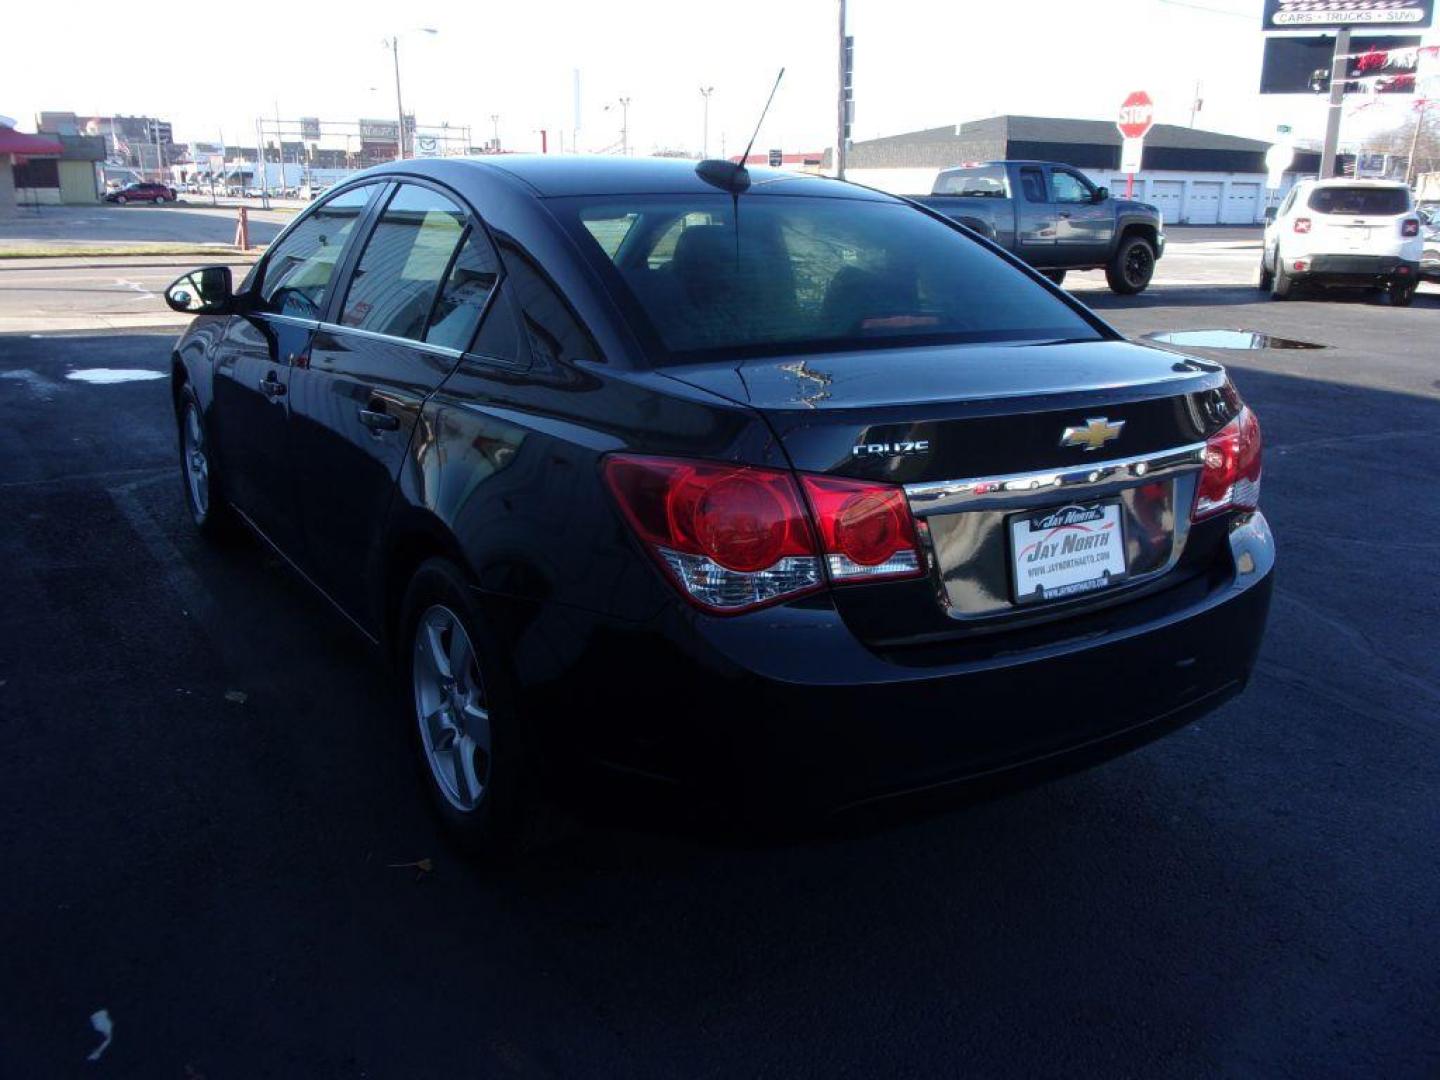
[664,339,1236,644]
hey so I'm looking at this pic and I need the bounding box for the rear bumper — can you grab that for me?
[1293,254,1419,285]
[518,512,1274,812]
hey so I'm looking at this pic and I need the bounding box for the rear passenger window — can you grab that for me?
[1018,167,1047,203]
[934,166,1008,197]
[425,227,501,350]
[260,185,374,318]
[340,185,467,341]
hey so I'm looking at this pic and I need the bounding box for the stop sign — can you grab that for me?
[1117,91,1155,140]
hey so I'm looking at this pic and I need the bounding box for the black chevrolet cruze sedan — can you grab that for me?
[165,155,1273,852]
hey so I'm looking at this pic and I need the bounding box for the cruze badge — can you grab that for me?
[853,440,930,457]
[1060,418,1125,452]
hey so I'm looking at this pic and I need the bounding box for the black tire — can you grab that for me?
[1271,259,1294,300]
[1105,234,1156,294]
[115,194,127,205]
[176,385,238,540]
[1258,253,1274,291]
[1041,269,1067,286]
[398,558,535,860]
[1388,281,1417,307]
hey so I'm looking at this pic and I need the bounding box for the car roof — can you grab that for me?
[1307,177,1411,189]
[383,154,893,201]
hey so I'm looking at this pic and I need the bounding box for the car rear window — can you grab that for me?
[558,193,1102,361]
[1307,187,1411,215]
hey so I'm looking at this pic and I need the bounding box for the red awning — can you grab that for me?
[0,127,64,157]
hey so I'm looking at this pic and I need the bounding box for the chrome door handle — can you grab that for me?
[358,407,399,432]
[260,372,286,398]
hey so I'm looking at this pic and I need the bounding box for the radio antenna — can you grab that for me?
[696,67,785,193]
[739,67,785,168]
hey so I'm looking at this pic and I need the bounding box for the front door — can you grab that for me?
[291,181,500,628]
[207,183,380,560]
[1049,167,1114,265]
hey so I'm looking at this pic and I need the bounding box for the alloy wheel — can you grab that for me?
[1126,243,1154,288]
[412,605,492,812]
[182,404,209,518]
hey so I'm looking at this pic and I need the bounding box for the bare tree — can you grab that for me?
[1374,107,1440,180]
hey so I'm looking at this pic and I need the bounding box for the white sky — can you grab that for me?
[7,0,1437,155]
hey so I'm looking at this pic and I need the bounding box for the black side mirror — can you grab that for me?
[1093,187,1109,203]
[165,265,234,314]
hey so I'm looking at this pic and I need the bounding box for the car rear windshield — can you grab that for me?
[1308,187,1411,215]
[555,193,1102,362]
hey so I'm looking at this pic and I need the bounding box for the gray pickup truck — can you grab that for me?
[911,161,1165,294]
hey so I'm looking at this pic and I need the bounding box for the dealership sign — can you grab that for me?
[359,119,400,141]
[1262,0,1433,31]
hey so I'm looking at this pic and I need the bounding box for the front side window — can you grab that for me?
[260,185,374,318]
[934,166,1009,198]
[340,184,469,341]
[1308,186,1411,216]
[1051,170,1095,204]
[562,193,1101,361]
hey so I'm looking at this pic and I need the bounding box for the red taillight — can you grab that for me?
[1402,218,1420,237]
[1192,407,1262,522]
[800,475,924,582]
[1293,217,1312,234]
[602,455,922,612]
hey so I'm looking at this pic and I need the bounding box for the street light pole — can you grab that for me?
[386,28,438,161]
[700,86,713,158]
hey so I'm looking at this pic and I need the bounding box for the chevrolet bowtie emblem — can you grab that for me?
[1060,417,1125,452]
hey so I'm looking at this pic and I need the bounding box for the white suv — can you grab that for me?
[1260,178,1423,305]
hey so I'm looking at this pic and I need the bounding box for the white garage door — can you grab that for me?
[1223,182,1261,225]
[1148,180,1183,222]
[1187,181,1222,225]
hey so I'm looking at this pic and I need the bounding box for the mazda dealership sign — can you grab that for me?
[1262,0,1434,31]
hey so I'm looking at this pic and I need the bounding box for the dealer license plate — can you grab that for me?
[1010,502,1127,604]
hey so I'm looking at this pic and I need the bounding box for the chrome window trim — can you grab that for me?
[256,313,321,331]
[314,320,465,360]
[904,442,1207,517]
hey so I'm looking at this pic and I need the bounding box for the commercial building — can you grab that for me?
[846,115,1323,225]
[39,112,175,178]
[0,119,66,217]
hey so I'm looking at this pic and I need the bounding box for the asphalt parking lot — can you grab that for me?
[2,248,1438,1076]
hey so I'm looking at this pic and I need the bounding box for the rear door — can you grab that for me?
[292,180,500,626]
[209,183,379,555]
[1013,165,1057,258]
[1049,166,1113,265]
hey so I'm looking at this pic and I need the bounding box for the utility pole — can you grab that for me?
[619,97,631,155]
[1406,97,1430,186]
[1189,81,1202,128]
[700,85,714,158]
[1320,28,1351,180]
[836,0,848,180]
[390,37,408,159]
[255,117,270,210]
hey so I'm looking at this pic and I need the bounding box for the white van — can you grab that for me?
[1260,178,1423,305]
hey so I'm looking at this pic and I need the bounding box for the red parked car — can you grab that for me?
[105,182,176,205]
